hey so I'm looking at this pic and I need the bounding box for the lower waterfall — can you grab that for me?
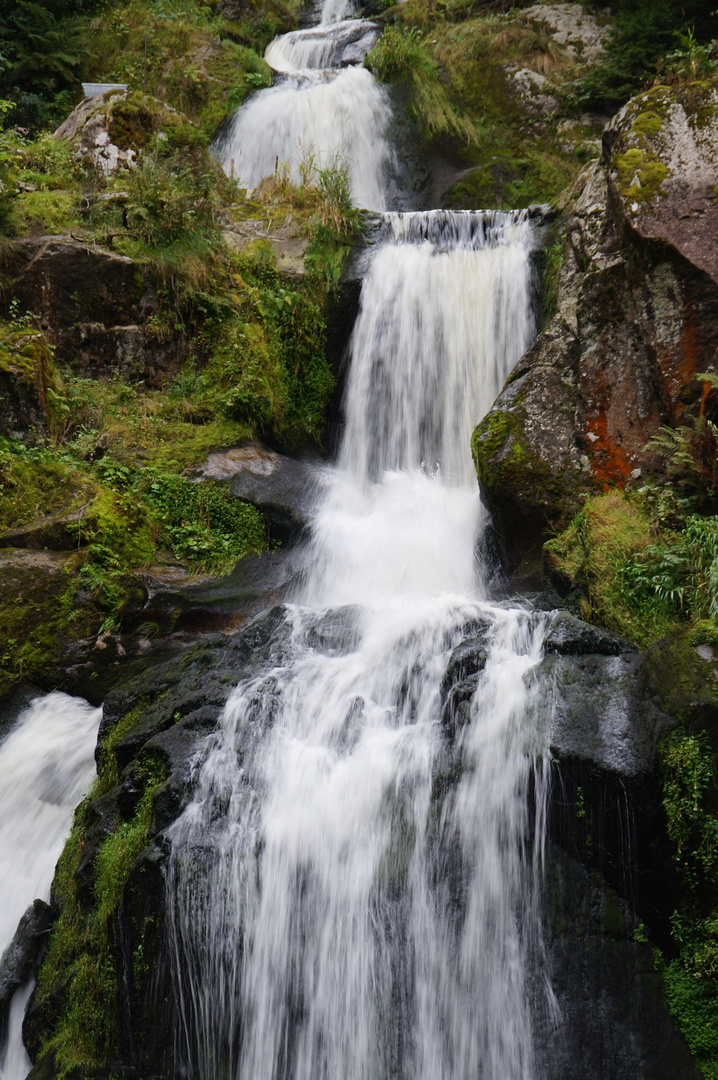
[166,210,555,1080]
[0,694,101,1080]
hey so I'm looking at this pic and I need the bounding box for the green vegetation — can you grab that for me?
[0,0,293,134]
[31,719,167,1078]
[364,4,586,209]
[564,0,717,114]
[544,375,718,651]
[658,728,718,1078]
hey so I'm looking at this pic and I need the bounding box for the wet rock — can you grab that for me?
[0,900,54,1051]
[303,605,362,655]
[539,651,673,776]
[543,611,637,656]
[537,845,700,1080]
[439,622,493,738]
[474,79,718,577]
[187,441,321,544]
[138,547,305,634]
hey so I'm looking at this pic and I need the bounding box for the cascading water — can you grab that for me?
[0,693,101,1080]
[167,209,555,1080]
[214,0,393,207]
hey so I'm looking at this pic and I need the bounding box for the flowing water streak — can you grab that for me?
[215,12,392,208]
[0,693,102,1080]
[167,211,551,1080]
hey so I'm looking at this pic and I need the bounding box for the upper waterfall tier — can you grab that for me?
[214,65,394,209]
[265,19,379,72]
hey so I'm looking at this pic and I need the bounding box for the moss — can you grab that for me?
[472,405,572,525]
[15,189,77,235]
[32,744,168,1078]
[107,92,205,152]
[630,109,664,137]
[0,550,103,698]
[613,146,669,203]
[544,491,682,648]
[643,631,718,729]
[366,9,582,210]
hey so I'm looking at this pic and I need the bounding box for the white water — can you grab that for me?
[168,211,552,1079]
[215,1,393,208]
[0,693,101,1080]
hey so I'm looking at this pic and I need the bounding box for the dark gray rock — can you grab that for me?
[3,237,186,386]
[0,900,54,1052]
[536,845,700,1080]
[303,605,362,656]
[539,652,673,777]
[138,547,305,635]
[543,611,637,656]
[185,442,321,545]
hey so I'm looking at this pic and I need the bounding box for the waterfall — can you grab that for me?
[214,5,393,208]
[167,209,551,1080]
[0,693,101,1080]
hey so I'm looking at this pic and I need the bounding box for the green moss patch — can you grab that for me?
[31,741,167,1078]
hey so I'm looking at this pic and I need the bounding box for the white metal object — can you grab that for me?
[81,82,128,98]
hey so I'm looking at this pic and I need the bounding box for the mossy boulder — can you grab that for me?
[641,629,718,746]
[0,550,103,699]
[605,79,718,287]
[53,90,204,175]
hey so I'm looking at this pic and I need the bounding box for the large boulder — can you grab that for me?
[473,78,718,579]
[53,90,201,176]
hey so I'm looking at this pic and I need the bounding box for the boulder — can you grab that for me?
[53,90,200,176]
[473,78,718,578]
[187,442,322,544]
[604,80,718,288]
[3,237,186,385]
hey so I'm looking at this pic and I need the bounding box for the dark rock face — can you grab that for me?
[473,78,718,575]
[439,609,681,940]
[138,546,305,635]
[538,846,699,1080]
[0,369,46,440]
[0,900,54,1053]
[22,606,296,1080]
[3,238,185,386]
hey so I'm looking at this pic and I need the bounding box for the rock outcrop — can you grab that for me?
[473,78,718,578]
[3,238,186,386]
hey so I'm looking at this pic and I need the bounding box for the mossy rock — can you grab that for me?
[107,92,204,152]
[642,630,718,743]
[471,395,585,580]
[0,550,103,699]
